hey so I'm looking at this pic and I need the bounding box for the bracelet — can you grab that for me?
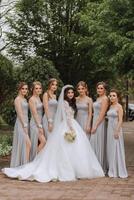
[38,124,43,129]
[48,118,53,123]
[23,123,28,128]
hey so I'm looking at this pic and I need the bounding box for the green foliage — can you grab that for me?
[0,135,12,156]
[79,0,134,75]
[6,0,88,83]
[17,56,62,90]
[0,54,17,126]
[1,100,16,126]
[0,116,5,125]
[0,54,16,105]
[2,0,134,97]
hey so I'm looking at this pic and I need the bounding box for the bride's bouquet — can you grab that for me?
[64,130,76,143]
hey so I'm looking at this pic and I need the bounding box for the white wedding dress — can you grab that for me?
[2,85,104,182]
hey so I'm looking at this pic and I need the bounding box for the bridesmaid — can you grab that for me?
[43,78,58,139]
[10,82,31,167]
[107,89,128,178]
[90,81,109,170]
[76,81,93,136]
[29,81,46,161]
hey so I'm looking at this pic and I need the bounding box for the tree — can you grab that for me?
[6,0,89,83]
[17,56,62,90]
[0,54,16,105]
[0,0,17,52]
[79,0,134,76]
[0,54,16,126]
[4,0,134,88]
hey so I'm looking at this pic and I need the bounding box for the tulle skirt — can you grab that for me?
[2,119,104,182]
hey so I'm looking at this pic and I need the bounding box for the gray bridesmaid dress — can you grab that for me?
[90,100,106,170]
[107,108,128,178]
[10,99,28,167]
[76,101,90,135]
[43,98,57,139]
[30,99,43,161]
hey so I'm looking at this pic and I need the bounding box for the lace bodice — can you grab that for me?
[64,100,75,130]
[76,102,88,114]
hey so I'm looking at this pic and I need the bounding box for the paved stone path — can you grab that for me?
[0,122,134,200]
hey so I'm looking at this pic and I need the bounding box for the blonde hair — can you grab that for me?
[76,81,89,96]
[31,81,42,94]
[47,78,58,99]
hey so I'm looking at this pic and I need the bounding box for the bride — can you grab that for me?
[2,85,104,182]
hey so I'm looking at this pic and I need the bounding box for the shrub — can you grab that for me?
[0,135,12,156]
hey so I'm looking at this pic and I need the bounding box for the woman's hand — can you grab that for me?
[91,125,97,134]
[114,132,119,139]
[24,127,28,135]
[85,126,91,134]
[38,127,44,135]
[48,123,53,132]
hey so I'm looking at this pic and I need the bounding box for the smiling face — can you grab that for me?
[97,84,106,96]
[49,81,58,92]
[19,84,28,96]
[77,85,87,96]
[67,89,74,100]
[33,84,42,96]
[109,92,118,104]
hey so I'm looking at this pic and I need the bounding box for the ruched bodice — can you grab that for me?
[76,102,89,132]
[31,100,43,123]
[77,102,88,114]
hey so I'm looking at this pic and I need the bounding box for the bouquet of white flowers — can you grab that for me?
[64,130,76,143]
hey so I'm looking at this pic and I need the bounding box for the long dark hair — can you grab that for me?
[64,87,77,116]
